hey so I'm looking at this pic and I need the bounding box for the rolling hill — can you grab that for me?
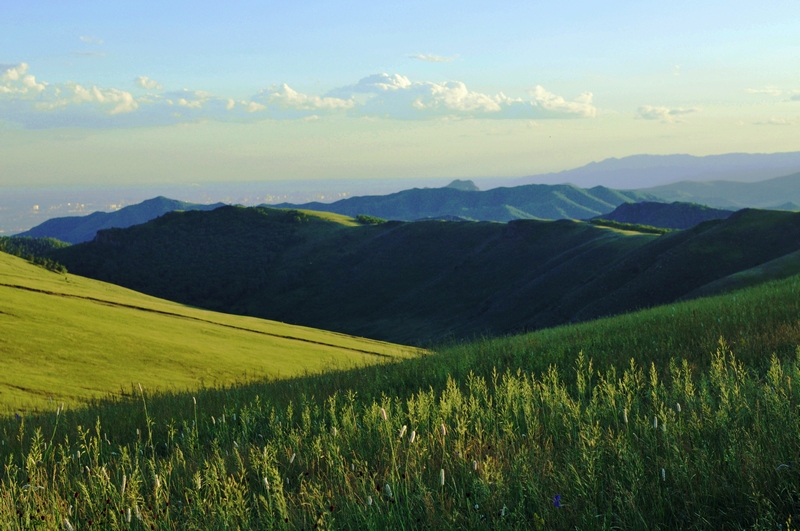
[0,251,418,412]
[16,196,226,244]
[593,201,735,229]
[50,205,800,345]
[273,182,659,222]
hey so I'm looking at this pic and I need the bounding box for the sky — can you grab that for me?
[1,0,800,188]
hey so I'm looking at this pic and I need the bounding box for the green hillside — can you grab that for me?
[274,182,658,221]
[594,200,734,229]
[3,267,800,528]
[52,206,800,345]
[0,252,418,412]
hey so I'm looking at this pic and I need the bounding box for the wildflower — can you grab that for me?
[623,408,628,424]
[154,475,160,489]
[385,484,393,497]
[381,408,388,421]
[193,396,196,405]
[211,416,215,425]
[135,505,142,521]
[440,423,447,437]
[440,469,446,486]
[290,453,296,464]
[501,505,507,517]
[473,460,478,471]
[121,474,127,495]
[126,508,132,523]
[409,430,416,443]
[474,504,479,509]
[63,517,74,531]
[552,494,561,508]
[333,427,338,437]
[676,402,681,413]
[653,416,658,429]
[263,477,270,491]
[399,425,407,439]
[367,496,373,506]
[661,468,665,481]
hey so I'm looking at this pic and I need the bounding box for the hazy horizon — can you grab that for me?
[2,1,799,189]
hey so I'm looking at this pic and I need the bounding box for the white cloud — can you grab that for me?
[36,83,138,115]
[409,53,457,63]
[746,87,783,96]
[754,118,794,126]
[135,76,163,90]
[0,64,598,128]
[329,74,596,120]
[636,105,699,123]
[530,86,596,118]
[261,84,355,111]
[0,63,47,94]
[791,92,800,101]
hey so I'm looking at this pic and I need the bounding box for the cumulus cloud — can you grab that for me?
[328,74,596,120]
[0,64,598,128]
[0,63,47,94]
[260,84,355,111]
[636,105,699,123]
[409,53,457,63]
[135,76,163,90]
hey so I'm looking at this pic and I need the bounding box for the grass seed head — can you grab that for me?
[440,468,445,486]
[676,402,681,413]
[399,425,407,438]
[440,423,447,437]
[409,430,416,443]
[381,408,387,421]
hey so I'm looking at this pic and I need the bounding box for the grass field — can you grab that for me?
[2,259,800,527]
[0,252,420,412]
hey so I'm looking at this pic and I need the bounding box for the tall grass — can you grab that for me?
[3,274,800,528]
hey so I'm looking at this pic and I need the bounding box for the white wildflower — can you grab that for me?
[399,425,407,438]
[440,468,446,486]
[409,430,416,443]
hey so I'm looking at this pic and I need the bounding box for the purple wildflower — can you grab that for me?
[553,494,561,508]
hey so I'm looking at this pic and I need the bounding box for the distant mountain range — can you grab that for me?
[595,201,735,230]
[501,151,800,189]
[16,196,225,243]
[274,180,659,222]
[50,206,800,345]
[638,172,800,210]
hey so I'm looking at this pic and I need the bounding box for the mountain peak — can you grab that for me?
[445,179,480,192]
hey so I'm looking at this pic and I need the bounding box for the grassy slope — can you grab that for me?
[52,207,659,344]
[3,266,800,528]
[595,200,734,229]
[53,206,800,346]
[0,252,418,412]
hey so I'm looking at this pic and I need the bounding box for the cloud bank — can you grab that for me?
[0,63,598,129]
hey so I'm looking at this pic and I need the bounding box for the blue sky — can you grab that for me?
[1,0,799,187]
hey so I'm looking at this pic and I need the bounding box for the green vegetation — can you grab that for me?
[274,182,658,222]
[594,201,734,230]
[0,236,70,273]
[52,206,800,347]
[590,218,673,234]
[355,214,387,225]
[3,266,800,527]
[0,252,418,412]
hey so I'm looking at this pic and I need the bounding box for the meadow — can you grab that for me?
[0,252,418,412]
[2,255,800,528]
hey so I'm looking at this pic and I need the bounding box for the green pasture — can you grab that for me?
[0,252,419,412]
